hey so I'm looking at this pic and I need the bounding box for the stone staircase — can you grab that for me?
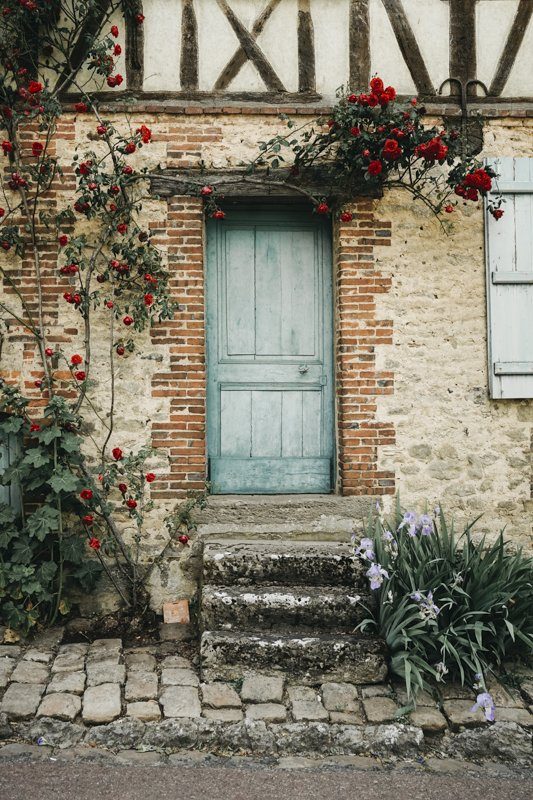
[199,538,388,685]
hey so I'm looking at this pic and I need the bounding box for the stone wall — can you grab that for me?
[1,110,532,615]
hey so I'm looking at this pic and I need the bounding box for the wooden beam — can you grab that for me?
[125,5,144,91]
[380,0,434,95]
[349,0,371,90]
[298,0,316,93]
[149,167,379,200]
[180,0,199,91]
[215,0,286,92]
[449,0,477,97]
[214,0,283,91]
[490,0,533,97]
[53,0,111,94]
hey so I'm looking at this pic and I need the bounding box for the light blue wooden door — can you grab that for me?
[206,207,334,494]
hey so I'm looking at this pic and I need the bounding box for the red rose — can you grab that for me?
[212,210,225,220]
[111,25,119,37]
[416,137,448,162]
[96,125,107,136]
[350,127,360,137]
[367,93,379,108]
[464,168,492,193]
[1,241,11,251]
[340,212,353,223]
[491,208,504,220]
[113,44,122,56]
[368,160,383,176]
[362,149,370,158]
[45,347,54,357]
[465,188,479,202]
[370,77,384,94]
[74,102,88,112]
[145,473,156,483]
[123,165,133,175]
[124,142,136,154]
[117,222,128,234]
[70,354,82,365]
[316,202,329,215]
[107,76,118,88]
[135,13,144,24]
[28,80,43,94]
[30,423,40,432]
[136,124,151,143]
[75,370,86,381]
[34,380,42,388]
[2,140,13,154]
[444,204,454,214]
[31,142,44,157]
[382,138,402,161]
[200,185,213,196]
[59,235,68,246]
[80,489,93,500]
[0,208,5,217]
[126,498,137,509]
[144,293,154,307]
[88,537,100,550]
[116,345,125,355]
[178,534,190,545]
[112,447,123,460]
[123,315,133,326]
[105,301,114,309]
[347,94,357,104]
[82,514,94,525]
[384,86,396,102]
[118,482,127,493]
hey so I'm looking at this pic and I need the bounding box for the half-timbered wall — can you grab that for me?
[94,0,533,102]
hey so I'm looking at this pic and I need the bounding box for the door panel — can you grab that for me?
[207,207,334,494]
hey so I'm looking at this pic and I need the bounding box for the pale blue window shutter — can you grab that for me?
[485,157,533,399]
[0,433,22,513]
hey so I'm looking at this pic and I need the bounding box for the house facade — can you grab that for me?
[1,0,533,611]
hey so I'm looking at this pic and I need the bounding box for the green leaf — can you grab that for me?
[37,425,62,445]
[23,447,50,469]
[48,468,79,494]
[0,416,23,434]
[26,506,60,541]
[10,539,34,564]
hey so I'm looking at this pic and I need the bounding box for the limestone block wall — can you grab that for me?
[375,118,533,548]
[1,109,532,615]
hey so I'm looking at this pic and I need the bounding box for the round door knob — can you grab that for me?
[298,364,309,374]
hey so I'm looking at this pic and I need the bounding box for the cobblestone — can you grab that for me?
[0,635,531,765]
[37,693,81,721]
[82,684,122,724]
[241,672,285,703]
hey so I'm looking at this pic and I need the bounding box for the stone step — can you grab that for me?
[201,584,372,633]
[202,541,364,587]
[194,495,373,539]
[200,630,387,685]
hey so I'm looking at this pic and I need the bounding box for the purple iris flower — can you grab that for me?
[354,537,375,561]
[419,513,433,536]
[471,692,496,722]
[366,562,389,590]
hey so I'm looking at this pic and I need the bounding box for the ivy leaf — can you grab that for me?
[37,425,62,445]
[11,539,34,564]
[23,447,50,469]
[26,506,60,541]
[59,433,82,454]
[48,468,79,494]
[0,416,23,434]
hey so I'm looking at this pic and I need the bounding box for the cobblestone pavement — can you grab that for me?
[0,630,532,765]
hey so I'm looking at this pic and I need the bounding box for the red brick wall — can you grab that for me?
[335,202,396,496]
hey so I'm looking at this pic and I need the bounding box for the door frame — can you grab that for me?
[205,202,336,494]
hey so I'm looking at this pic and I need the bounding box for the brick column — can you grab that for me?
[335,200,396,496]
[150,196,207,497]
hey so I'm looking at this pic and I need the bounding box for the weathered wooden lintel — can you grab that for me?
[149,168,380,201]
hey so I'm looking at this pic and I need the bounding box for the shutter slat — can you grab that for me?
[485,157,533,400]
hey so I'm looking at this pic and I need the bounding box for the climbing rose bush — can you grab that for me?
[353,500,533,707]
[250,77,504,221]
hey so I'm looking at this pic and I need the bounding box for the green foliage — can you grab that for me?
[0,384,102,633]
[355,500,533,700]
